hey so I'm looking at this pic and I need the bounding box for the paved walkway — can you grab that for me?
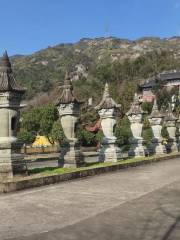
[1,158,180,240]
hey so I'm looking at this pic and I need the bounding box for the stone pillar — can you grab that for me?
[95,83,121,162]
[176,117,180,151]
[148,98,167,155]
[56,73,84,167]
[0,51,27,181]
[164,104,178,152]
[126,93,147,157]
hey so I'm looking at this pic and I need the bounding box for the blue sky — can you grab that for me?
[0,0,180,55]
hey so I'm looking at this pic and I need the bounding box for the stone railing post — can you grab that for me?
[0,51,27,181]
[56,72,84,167]
[95,83,121,162]
[148,98,167,155]
[164,104,178,152]
[126,93,147,157]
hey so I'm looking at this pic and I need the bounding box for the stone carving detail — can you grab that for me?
[56,72,84,167]
[0,51,27,181]
[148,98,167,155]
[95,83,121,162]
[164,104,178,152]
[126,93,147,157]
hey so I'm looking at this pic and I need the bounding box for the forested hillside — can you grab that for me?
[8,36,180,111]
[14,36,180,146]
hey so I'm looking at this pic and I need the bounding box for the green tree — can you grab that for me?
[17,129,36,144]
[115,116,132,149]
[19,105,59,144]
[76,126,96,146]
[51,120,65,145]
[141,102,153,114]
[39,105,59,140]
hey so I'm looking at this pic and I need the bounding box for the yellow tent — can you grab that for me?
[32,135,52,147]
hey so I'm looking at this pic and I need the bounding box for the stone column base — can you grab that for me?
[0,144,27,182]
[99,143,122,162]
[149,139,167,155]
[166,138,179,153]
[128,138,147,157]
[59,141,84,168]
[177,138,180,151]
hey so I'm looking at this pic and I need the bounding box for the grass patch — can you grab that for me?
[28,152,180,177]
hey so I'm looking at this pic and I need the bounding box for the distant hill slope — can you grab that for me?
[7,36,180,106]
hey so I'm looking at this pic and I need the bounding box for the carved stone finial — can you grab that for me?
[94,82,122,162]
[104,83,110,98]
[148,96,167,155]
[56,72,84,168]
[0,51,26,93]
[56,72,81,105]
[2,50,12,70]
[126,93,143,116]
[95,83,120,110]
[149,97,163,119]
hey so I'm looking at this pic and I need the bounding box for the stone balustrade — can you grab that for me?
[56,72,84,168]
[0,51,180,183]
[126,93,147,157]
[0,51,27,181]
[94,83,122,162]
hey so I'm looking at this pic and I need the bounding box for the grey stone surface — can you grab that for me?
[0,52,26,181]
[95,83,121,162]
[10,180,180,240]
[56,73,84,168]
[126,93,147,157]
[26,152,99,169]
[1,158,180,239]
[148,98,167,155]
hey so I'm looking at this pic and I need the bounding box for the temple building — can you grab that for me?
[140,70,180,102]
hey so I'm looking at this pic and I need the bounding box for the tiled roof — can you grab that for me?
[140,79,157,89]
[141,71,180,89]
[160,72,180,81]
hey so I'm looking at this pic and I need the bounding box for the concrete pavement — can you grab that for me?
[1,157,180,240]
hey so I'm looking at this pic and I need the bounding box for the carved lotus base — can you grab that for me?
[128,138,147,157]
[99,138,122,162]
[149,138,167,155]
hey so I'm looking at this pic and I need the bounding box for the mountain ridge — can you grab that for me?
[5,36,180,106]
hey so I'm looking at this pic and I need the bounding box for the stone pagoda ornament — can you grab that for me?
[126,93,147,157]
[56,72,84,167]
[164,104,178,152]
[0,51,27,181]
[95,83,121,162]
[148,98,167,155]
